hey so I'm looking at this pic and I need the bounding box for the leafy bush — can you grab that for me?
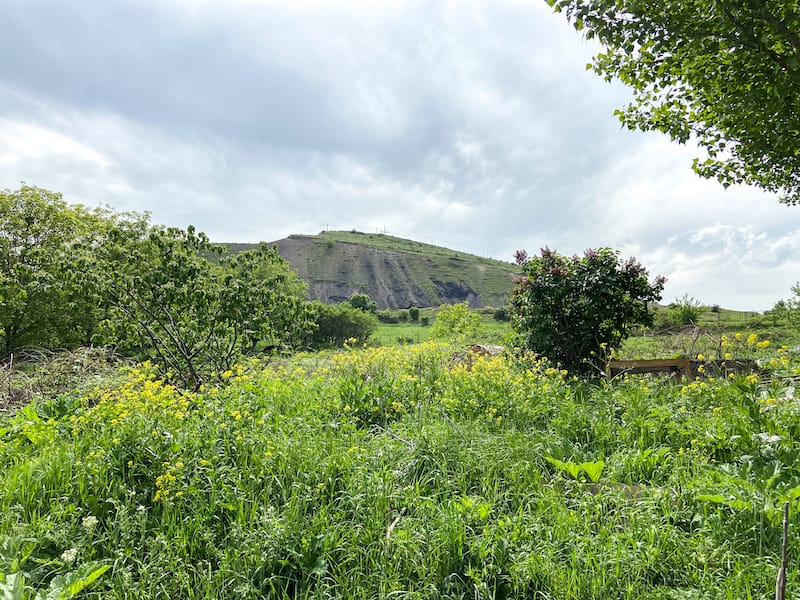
[347,293,377,313]
[0,185,114,354]
[656,294,704,329]
[409,307,420,322]
[493,307,510,322]
[431,302,481,345]
[310,302,378,348]
[510,247,665,374]
[773,283,800,330]
[376,310,400,324]
[94,226,313,390]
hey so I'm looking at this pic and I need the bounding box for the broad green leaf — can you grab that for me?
[0,572,24,600]
[546,457,583,480]
[695,494,749,511]
[44,563,110,600]
[580,461,605,483]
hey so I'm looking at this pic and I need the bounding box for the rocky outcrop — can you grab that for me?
[263,232,518,309]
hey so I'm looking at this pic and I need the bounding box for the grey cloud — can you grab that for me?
[0,0,613,168]
[1,0,794,310]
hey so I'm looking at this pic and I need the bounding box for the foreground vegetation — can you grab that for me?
[5,183,800,598]
[2,341,800,598]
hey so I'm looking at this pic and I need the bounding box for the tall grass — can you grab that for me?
[1,343,799,598]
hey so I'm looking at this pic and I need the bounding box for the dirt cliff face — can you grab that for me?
[267,232,518,309]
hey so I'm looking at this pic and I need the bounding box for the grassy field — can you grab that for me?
[2,338,800,598]
[374,304,800,356]
[374,309,509,346]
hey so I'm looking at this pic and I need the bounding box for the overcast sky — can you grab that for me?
[1,0,797,310]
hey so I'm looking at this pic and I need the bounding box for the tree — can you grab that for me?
[310,302,378,348]
[431,302,481,345]
[96,225,314,390]
[772,282,800,330]
[658,294,704,329]
[546,0,800,204]
[510,247,665,374]
[0,185,108,354]
[0,185,316,388]
[409,306,420,322]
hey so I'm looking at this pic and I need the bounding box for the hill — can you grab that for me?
[228,230,519,309]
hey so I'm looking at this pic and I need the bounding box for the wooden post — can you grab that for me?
[776,501,789,600]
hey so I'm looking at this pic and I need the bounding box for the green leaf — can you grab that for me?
[546,457,583,480]
[0,572,25,600]
[695,494,749,511]
[580,461,605,483]
[44,563,110,600]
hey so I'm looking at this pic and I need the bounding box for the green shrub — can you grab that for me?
[672,294,704,326]
[493,307,510,322]
[96,228,313,390]
[431,302,481,345]
[510,247,665,374]
[347,293,377,313]
[311,302,378,348]
[773,283,800,331]
[377,310,400,324]
[409,307,420,322]
[653,295,705,330]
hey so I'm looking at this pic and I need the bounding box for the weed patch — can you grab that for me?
[1,342,799,597]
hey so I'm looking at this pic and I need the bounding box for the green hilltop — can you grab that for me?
[227,230,520,310]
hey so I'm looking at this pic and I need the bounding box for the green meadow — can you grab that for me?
[2,336,800,599]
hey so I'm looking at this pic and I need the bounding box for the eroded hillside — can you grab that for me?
[230,231,518,309]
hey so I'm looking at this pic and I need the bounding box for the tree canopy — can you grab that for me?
[547,0,800,204]
[0,186,111,354]
[95,226,313,390]
[0,185,315,390]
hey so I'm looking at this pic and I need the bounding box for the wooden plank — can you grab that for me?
[607,359,691,381]
[607,358,759,382]
[609,359,691,369]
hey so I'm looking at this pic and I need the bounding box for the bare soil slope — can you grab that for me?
[229,231,518,309]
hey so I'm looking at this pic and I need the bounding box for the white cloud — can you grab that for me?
[0,0,795,311]
[0,119,111,170]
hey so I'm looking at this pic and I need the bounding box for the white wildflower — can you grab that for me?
[60,547,78,563]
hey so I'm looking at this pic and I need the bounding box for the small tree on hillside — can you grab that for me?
[510,247,665,374]
[431,302,481,346]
